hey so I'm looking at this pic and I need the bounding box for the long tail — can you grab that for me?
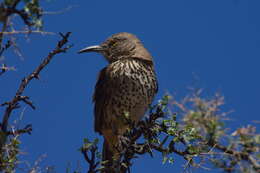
[102,137,118,173]
[103,136,129,173]
[103,138,114,163]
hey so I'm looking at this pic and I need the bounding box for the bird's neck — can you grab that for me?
[108,58,154,76]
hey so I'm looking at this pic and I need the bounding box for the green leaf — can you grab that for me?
[168,157,174,164]
[162,155,168,164]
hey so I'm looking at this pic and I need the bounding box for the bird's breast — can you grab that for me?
[106,59,157,121]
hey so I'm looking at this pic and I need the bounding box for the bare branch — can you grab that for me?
[1,32,72,133]
[81,140,100,173]
[42,5,77,15]
[11,0,22,9]
[6,124,32,136]
[0,30,55,35]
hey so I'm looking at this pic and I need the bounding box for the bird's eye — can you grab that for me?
[108,40,117,47]
[112,41,118,47]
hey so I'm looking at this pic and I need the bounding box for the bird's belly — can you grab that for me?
[102,59,157,134]
[106,76,152,132]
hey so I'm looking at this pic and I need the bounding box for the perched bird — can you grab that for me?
[78,32,158,171]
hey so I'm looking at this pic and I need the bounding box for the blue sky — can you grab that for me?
[1,0,260,172]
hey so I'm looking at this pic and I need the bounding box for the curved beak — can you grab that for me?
[78,45,104,54]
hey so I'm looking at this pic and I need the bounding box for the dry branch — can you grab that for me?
[1,32,72,134]
[0,30,55,35]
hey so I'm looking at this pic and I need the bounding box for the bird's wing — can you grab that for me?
[92,67,112,133]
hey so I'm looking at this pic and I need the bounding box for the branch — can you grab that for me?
[6,124,32,136]
[0,66,16,76]
[6,7,32,26]
[11,0,22,9]
[82,93,260,172]
[42,5,77,15]
[0,39,12,57]
[0,0,22,43]
[81,140,100,173]
[0,30,55,35]
[0,64,8,76]
[212,142,260,170]
[1,32,72,133]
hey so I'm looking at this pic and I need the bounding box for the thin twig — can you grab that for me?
[81,146,99,173]
[212,143,260,170]
[7,124,32,136]
[42,5,77,15]
[11,0,22,9]
[0,30,55,35]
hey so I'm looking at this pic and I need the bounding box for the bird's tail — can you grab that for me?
[102,137,118,173]
[103,138,114,162]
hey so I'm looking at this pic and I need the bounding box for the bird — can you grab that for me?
[78,32,158,172]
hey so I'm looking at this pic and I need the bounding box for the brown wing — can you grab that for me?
[92,67,112,134]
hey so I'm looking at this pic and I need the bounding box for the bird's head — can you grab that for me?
[78,32,153,64]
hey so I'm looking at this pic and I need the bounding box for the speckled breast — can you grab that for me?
[104,58,158,133]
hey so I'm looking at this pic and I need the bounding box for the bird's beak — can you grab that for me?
[78,45,104,54]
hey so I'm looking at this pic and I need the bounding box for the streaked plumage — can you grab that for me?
[79,32,158,172]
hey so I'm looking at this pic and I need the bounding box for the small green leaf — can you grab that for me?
[168,157,174,164]
[162,156,168,164]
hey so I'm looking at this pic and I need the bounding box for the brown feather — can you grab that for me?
[81,32,158,172]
